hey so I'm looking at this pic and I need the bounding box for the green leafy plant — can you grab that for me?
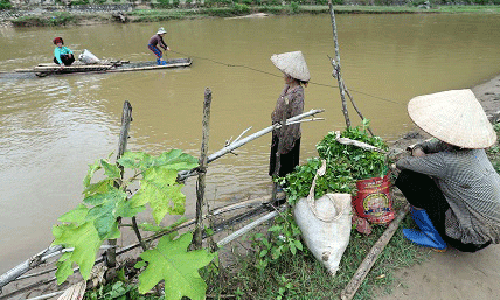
[0,0,11,9]
[316,119,389,181]
[136,232,217,298]
[279,157,354,205]
[52,149,217,298]
[251,210,304,273]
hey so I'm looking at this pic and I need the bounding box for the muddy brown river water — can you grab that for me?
[1,13,500,272]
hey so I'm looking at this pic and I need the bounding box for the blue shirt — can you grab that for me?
[54,47,73,64]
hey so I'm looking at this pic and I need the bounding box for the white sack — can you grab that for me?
[293,193,352,275]
[292,159,352,275]
[78,49,99,64]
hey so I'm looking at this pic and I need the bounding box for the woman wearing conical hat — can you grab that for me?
[395,89,500,252]
[269,51,310,178]
[147,27,170,65]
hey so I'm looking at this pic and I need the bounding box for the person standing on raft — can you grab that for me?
[147,27,170,65]
[395,89,500,253]
[269,51,310,178]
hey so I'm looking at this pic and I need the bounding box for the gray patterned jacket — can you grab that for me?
[397,139,500,245]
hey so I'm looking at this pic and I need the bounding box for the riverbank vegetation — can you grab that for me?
[6,0,500,27]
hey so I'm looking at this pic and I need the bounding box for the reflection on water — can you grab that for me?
[1,13,500,272]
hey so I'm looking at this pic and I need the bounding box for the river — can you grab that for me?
[1,13,500,272]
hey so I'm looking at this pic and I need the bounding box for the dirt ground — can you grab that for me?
[377,74,500,300]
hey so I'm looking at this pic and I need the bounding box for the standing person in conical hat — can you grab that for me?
[147,27,170,65]
[269,51,310,179]
[395,89,500,253]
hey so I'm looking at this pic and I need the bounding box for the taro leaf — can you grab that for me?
[129,167,186,224]
[137,232,217,299]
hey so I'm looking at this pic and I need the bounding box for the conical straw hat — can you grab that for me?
[408,89,496,148]
[270,51,311,82]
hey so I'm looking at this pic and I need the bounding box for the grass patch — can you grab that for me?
[11,13,112,27]
[203,197,429,300]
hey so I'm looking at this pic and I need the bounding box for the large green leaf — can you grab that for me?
[117,152,151,169]
[100,159,122,179]
[83,159,102,188]
[83,186,126,206]
[57,203,89,225]
[83,179,115,198]
[129,167,187,223]
[117,149,198,171]
[53,204,120,284]
[137,232,217,299]
[52,221,113,284]
[84,188,141,239]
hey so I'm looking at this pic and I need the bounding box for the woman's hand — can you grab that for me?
[412,147,425,157]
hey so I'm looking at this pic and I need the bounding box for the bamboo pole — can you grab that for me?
[193,88,212,249]
[328,1,350,127]
[177,109,325,181]
[0,245,63,292]
[343,84,375,136]
[340,203,410,300]
[328,55,375,136]
[1,195,282,297]
[106,100,133,267]
[217,210,279,247]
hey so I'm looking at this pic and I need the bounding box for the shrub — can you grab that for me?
[0,0,11,9]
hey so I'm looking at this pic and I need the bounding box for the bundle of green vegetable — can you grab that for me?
[316,123,389,181]
[279,157,354,205]
[280,120,389,204]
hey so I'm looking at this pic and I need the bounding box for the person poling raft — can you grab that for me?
[53,37,75,68]
[395,89,500,252]
[147,27,171,65]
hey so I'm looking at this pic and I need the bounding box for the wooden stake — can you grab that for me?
[340,203,410,300]
[193,88,212,250]
[106,100,133,267]
[328,1,350,127]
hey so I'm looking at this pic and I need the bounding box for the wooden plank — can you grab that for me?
[108,61,192,72]
[34,64,113,71]
[340,203,410,300]
[16,59,192,74]
[14,69,36,72]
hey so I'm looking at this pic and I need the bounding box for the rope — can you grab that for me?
[171,50,404,106]
[306,159,348,223]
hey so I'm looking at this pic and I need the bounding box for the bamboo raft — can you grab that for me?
[14,57,193,77]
